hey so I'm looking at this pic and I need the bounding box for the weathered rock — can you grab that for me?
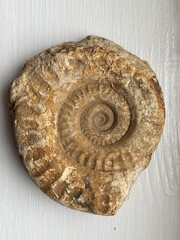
[9,36,165,215]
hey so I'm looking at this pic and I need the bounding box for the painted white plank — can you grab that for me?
[0,0,179,239]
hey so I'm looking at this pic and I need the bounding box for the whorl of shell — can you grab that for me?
[10,36,165,215]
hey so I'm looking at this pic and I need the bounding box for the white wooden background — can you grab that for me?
[0,0,179,239]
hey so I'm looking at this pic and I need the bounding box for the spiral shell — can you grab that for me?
[10,36,165,215]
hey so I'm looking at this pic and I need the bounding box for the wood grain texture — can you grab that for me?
[0,0,179,239]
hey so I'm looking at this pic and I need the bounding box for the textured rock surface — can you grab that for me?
[9,36,165,215]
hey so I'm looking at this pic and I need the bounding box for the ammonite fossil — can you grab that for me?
[9,36,165,215]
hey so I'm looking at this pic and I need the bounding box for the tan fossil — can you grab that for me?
[9,36,165,215]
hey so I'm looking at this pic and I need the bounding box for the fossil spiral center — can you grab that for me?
[94,112,109,128]
[89,103,115,132]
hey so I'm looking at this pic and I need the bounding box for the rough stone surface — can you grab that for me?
[9,36,165,215]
